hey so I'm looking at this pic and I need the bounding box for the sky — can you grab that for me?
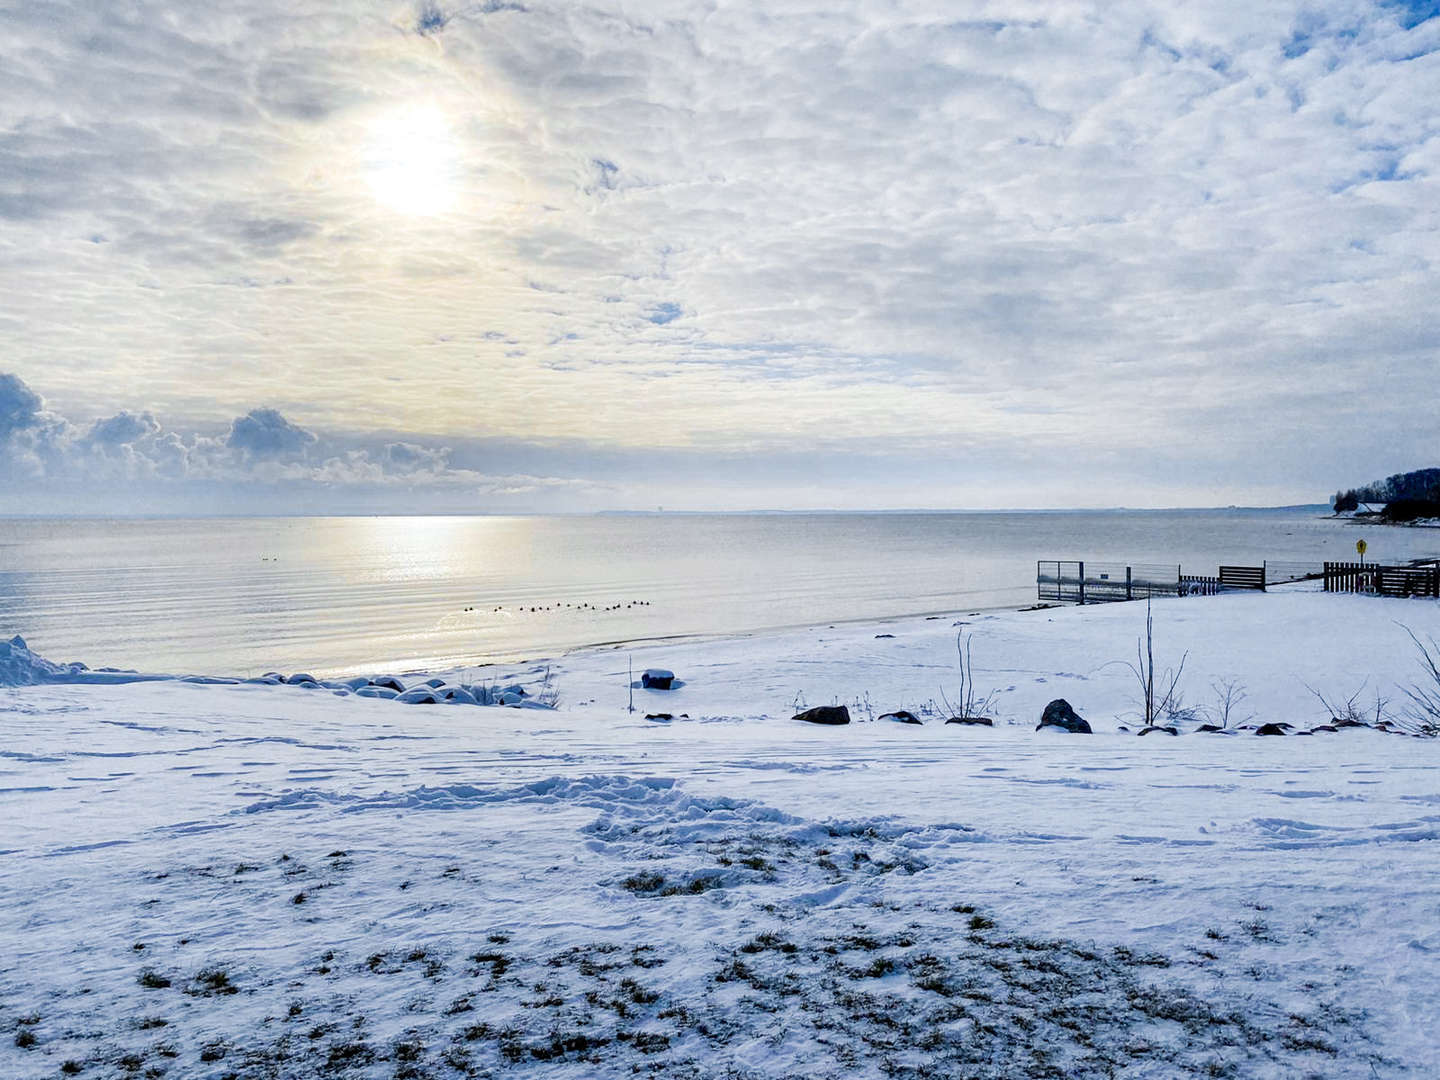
[1,0,1438,514]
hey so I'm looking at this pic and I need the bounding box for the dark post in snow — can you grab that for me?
[1078,561,1085,605]
[1126,565,1133,601]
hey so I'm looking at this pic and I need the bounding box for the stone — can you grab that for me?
[1137,726,1179,736]
[396,688,440,705]
[794,705,850,725]
[369,676,406,692]
[1037,698,1091,733]
[944,716,993,726]
[1254,723,1287,736]
[641,669,675,690]
[879,710,922,725]
[286,673,317,685]
[1195,724,1227,733]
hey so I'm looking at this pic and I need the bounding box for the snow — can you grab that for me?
[2,589,1439,1077]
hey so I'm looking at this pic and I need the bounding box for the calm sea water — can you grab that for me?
[1,511,1434,677]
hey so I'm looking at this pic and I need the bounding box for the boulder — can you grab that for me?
[369,676,406,692]
[1254,723,1287,736]
[794,705,850,725]
[1310,724,1338,734]
[880,710,922,725]
[944,716,993,726]
[396,688,440,705]
[1195,724,1227,733]
[442,687,478,705]
[423,677,447,688]
[1037,699,1091,733]
[285,673,317,685]
[641,669,675,690]
[356,686,398,699]
[1137,726,1178,736]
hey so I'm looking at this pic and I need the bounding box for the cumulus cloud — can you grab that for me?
[0,373,43,440]
[2,2,1438,507]
[87,410,161,445]
[226,408,317,460]
[0,372,597,511]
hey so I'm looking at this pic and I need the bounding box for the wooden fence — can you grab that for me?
[1218,565,1266,591]
[1038,561,1268,604]
[1324,561,1440,598]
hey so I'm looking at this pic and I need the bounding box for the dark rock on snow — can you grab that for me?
[641,669,674,690]
[370,676,406,692]
[794,705,851,725]
[1137,726,1178,736]
[1195,724,1228,733]
[1037,699,1091,733]
[1254,723,1287,736]
[945,716,994,726]
[879,710,922,725]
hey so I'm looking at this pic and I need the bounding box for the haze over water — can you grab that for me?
[3,510,1435,678]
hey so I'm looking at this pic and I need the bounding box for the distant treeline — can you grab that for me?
[1333,467,1440,521]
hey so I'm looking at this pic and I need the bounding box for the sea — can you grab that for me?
[2,509,1436,678]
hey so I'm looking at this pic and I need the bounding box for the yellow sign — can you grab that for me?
[1356,539,1367,556]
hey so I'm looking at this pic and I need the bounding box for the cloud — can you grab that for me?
[226,408,317,460]
[2,2,1438,509]
[0,372,43,440]
[87,410,161,445]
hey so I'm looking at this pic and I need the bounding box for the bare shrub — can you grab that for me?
[1398,626,1440,736]
[939,631,996,721]
[1120,597,1187,727]
[1208,678,1252,729]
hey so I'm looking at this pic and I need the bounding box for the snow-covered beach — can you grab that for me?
[4,589,1439,1078]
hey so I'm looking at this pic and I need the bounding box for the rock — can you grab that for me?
[794,705,850,725]
[498,691,526,706]
[944,716,993,726]
[641,669,675,690]
[1195,723,1226,733]
[285,673,317,685]
[423,677,447,688]
[356,686,398,699]
[880,710,922,725]
[874,633,895,639]
[1331,718,1365,729]
[6,635,26,652]
[1310,724,1338,733]
[442,687,478,705]
[645,712,674,721]
[369,676,406,692]
[1116,725,1131,732]
[243,675,282,684]
[396,688,440,704]
[341,677,371,691]
[1037,699,1091,733]
[1137,726,1178,736]
[1254,723,1287,736]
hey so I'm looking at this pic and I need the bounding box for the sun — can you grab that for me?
[363,105,460,216]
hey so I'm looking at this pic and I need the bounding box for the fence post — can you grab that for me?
[1078,561,1085,605]
[1126,566,1133,601]
[1261,560,1267,592]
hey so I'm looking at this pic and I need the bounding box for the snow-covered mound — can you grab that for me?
[0,635,170,687]
[0,634,88,686]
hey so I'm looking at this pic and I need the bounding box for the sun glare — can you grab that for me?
[364,105,460,216]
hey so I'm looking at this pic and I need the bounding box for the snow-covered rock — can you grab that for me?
[641,668,675,689]
[1037,698,1091,733]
